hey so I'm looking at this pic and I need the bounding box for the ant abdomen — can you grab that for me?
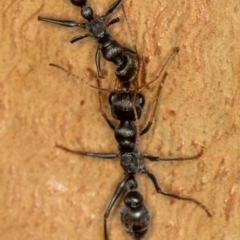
[120,190,150,240]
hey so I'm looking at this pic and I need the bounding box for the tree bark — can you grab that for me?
[0,0,240,239]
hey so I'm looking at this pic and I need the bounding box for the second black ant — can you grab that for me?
[50,48,212,240]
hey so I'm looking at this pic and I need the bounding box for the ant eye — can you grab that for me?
[108,92,115,105]
[138,93,145,107]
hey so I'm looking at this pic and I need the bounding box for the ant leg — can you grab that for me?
[140,72,168,136]
[56,144,118,159]
[95,48,103,78]
[138,47,179,91]
[38,17,86,28]
[139,165,212,217]
[104,175,129,240]
[107,17,120,27]
[96,78,116,130]
[104,0,123,17]
[143,146,204,162]
[70,33,90,44]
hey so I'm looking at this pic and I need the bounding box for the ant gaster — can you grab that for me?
[38,0,137,80]
[51,48,212,240]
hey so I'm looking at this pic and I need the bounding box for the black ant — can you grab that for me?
[50,48,212,240]
[38,0,137,78]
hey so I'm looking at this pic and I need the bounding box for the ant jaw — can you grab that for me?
[71,0,87,8]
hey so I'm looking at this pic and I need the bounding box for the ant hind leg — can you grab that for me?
[139,165,212,217]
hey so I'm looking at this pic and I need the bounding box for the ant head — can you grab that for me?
[81,6,94,20]
[70,0,87,7]
[109,92,145,121]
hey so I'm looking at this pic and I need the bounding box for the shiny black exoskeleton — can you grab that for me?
[120,176,150,240]
[57,72,212,240]
[38,0,138,80]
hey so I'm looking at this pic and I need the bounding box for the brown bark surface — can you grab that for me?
[1,0,240,240]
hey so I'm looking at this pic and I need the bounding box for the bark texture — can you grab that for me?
[0,0,240,239]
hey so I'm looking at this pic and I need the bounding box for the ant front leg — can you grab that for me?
[38,16,90,44]
[38,16,86,28]
[107,17,120,27]
[104,0,123,18]
[139,165,212,217]
[70,33,90,44]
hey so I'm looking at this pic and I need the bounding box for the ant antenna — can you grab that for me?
[121,4,143,87]
[138,47,179,91]
[121,4,138,57]
[132,80,140,149]
[49,63,114,93]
